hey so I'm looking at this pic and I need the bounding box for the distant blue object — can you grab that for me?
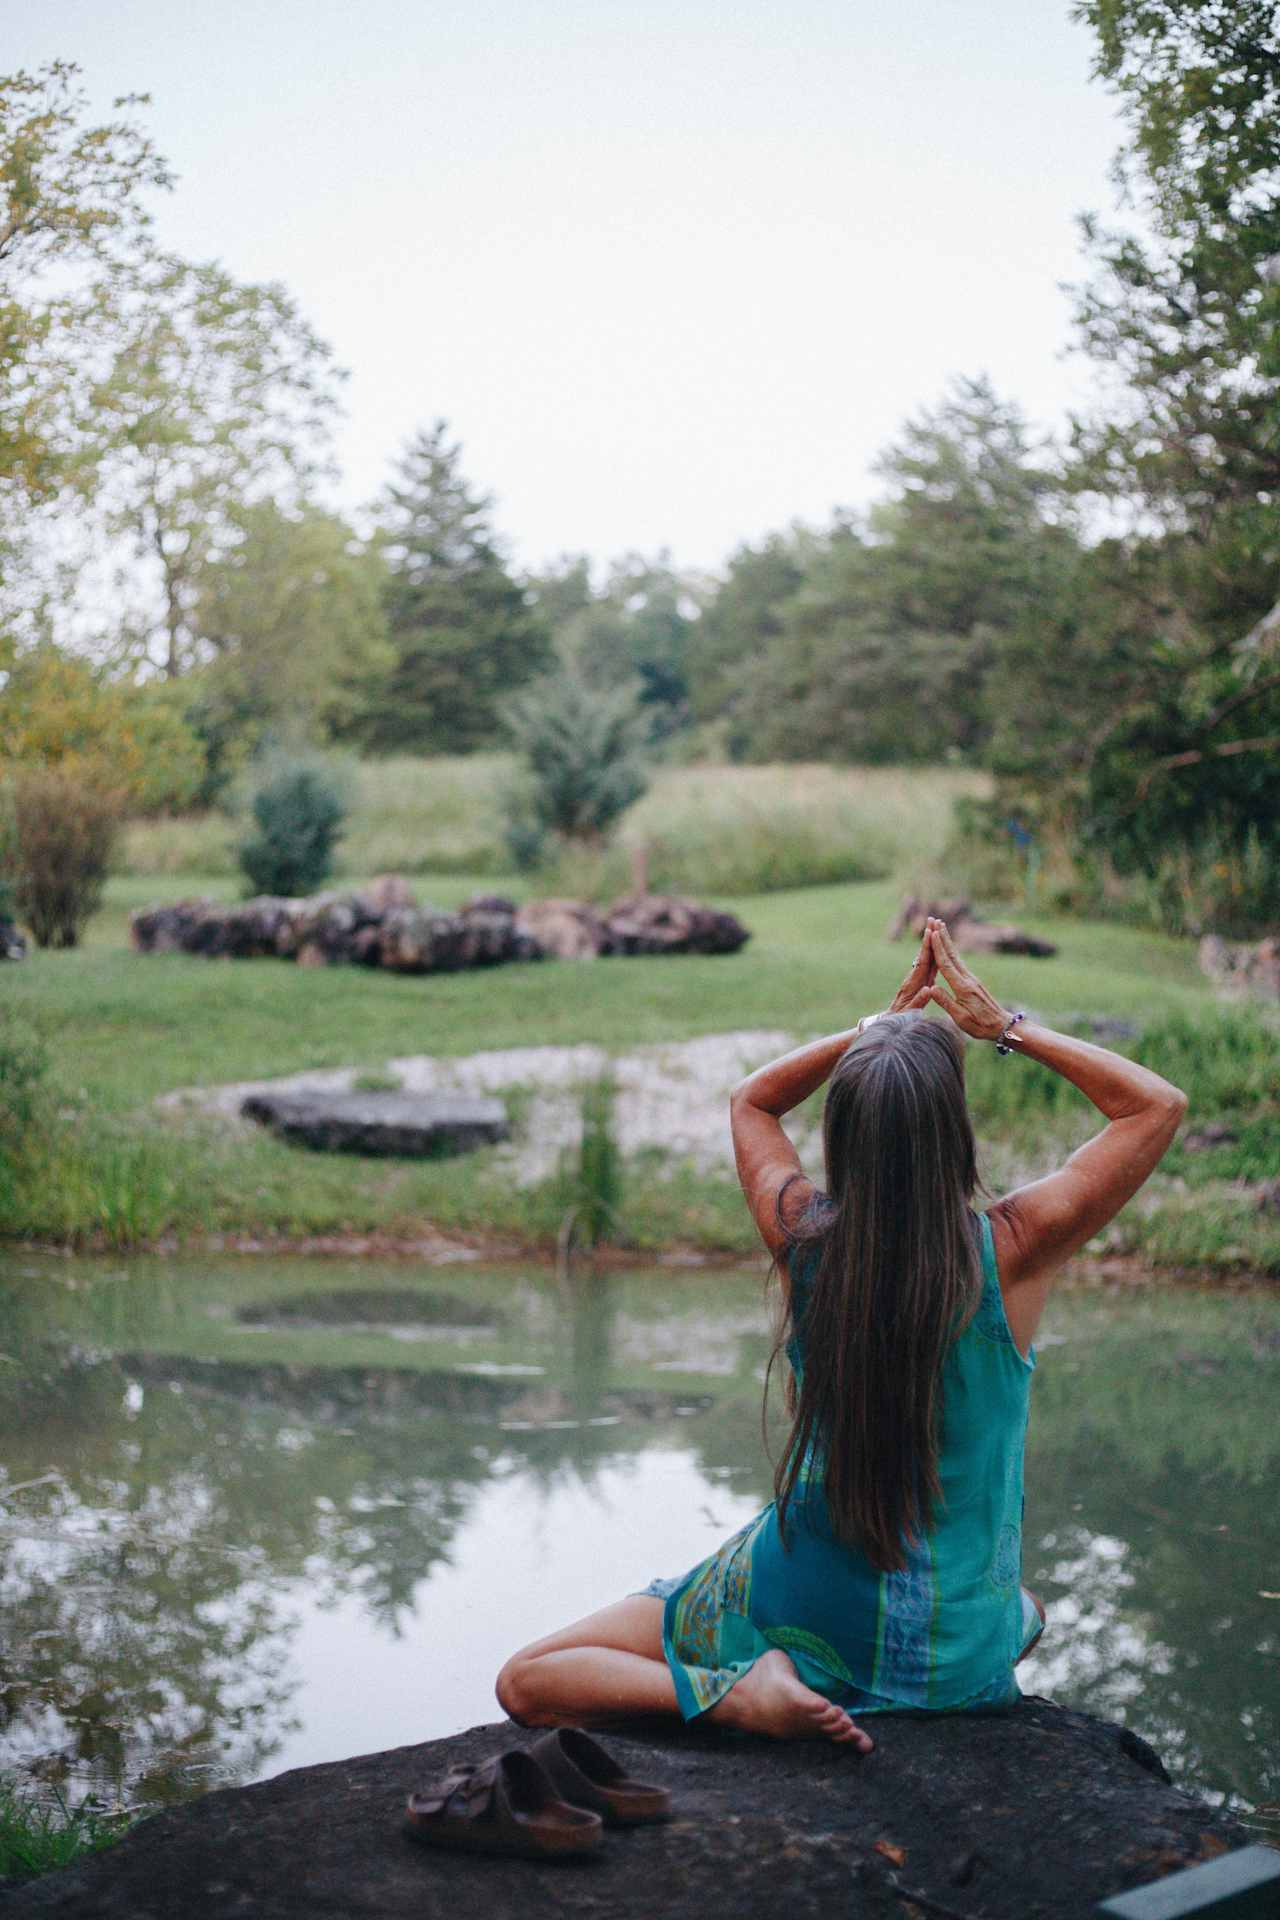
[1005,817,1034,849]
[1095,1844,1280,1917]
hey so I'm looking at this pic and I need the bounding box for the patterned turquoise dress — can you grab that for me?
[642,1210,1039,1719]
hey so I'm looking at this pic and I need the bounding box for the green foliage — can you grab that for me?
[0,61,170,504]
[685,531,812,748]
[0,1005,50,1215]
[191,501,392,761]
[555,1077,623,1251]
[502,667,651,856]
[1134,1007,1278,1120]
[6,766,120,947]
[237,756,347,897]
[702,381,1075,768]
[1122,824,1280,942]
[1018,0,1280,927]
[82,255,344,679]
[0,1780,133,1883]
[361,422,551,753]
[965,1004,1280,1204]
[1070,0,1280,533]
[526,551,696,740]
[930,8,1280,936]
[58,1121,197,1248]
[0,644,205,813]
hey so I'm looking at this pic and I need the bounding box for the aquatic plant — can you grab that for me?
[0,1781,133,1882]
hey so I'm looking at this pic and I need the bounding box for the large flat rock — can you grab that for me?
[3,1702,1251,1919]
[239,1091,510,1156]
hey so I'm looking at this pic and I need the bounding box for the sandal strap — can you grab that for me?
[410,1759,502,1820]
[530,1729,614,1809]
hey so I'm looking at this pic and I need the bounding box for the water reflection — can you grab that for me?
[0,1256,1276,1837]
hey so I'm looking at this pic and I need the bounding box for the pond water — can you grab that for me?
[0,1253,1276,1838]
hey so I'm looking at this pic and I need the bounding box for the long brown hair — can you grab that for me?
[769,1012,981,1572]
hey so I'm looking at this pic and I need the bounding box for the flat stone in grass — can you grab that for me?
[240,1090,509,1157]
[3,1701,1251,1919]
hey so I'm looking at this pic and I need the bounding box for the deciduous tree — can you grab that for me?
[82,257,344,678]
[191,500,392,754]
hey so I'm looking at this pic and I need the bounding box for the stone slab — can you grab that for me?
[240,1091,510,1156]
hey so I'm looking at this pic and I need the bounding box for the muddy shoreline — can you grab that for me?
[5,1224,1276,1290]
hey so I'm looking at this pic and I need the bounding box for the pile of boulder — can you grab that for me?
[130,877,750,973]
[518,890,750,959]
[888,895,1057,958]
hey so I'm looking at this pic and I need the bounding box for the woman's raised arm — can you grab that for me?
[922,918,1187,1351]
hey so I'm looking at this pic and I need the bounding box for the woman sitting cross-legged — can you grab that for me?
[495,917,1187,1748]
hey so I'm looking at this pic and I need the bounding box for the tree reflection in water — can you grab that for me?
[0,1261,1275,1836]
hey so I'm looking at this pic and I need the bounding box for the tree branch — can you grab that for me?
[1135,734,1280,799]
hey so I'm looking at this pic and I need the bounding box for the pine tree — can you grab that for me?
[360,422,550,752]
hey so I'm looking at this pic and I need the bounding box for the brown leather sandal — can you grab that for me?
[529,1728,673,1827]
[404,1749,604,1859]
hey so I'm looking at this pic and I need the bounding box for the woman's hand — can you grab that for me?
[921,917,1013,1041]
[883,927,937,1016]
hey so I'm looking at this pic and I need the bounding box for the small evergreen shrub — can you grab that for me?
[237,757,347,897]
[502,670,651,859]
[7,768,121,948]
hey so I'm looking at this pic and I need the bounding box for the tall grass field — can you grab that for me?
[120,757,989,898]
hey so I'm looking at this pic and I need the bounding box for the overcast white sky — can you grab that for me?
[20,0,1128,576]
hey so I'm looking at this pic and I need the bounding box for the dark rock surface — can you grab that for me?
[4,1703,1250,1919]
[240,1090,510,1156]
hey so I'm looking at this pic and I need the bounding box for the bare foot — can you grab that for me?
[708,1649,874,1751]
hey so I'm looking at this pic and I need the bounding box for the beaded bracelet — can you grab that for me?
[995,1011,1026,1056]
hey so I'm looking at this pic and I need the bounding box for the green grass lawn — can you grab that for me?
[4,872,1277,1271]
[16,875,1210,1110]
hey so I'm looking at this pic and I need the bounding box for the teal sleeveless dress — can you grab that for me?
[644,1210,1039,1719]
